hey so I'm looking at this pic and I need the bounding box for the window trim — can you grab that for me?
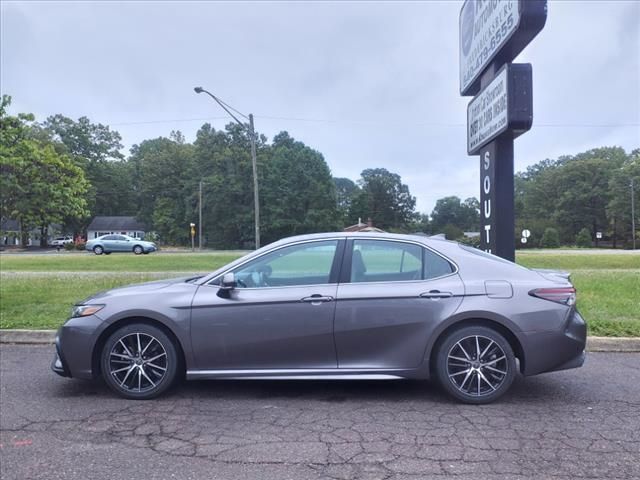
[205,238,346,290]
[340,237,458,285]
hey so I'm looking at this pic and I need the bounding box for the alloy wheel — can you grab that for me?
[108,332,168,393]
[446,335,508,397]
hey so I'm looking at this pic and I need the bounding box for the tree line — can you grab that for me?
[1,95,638,249]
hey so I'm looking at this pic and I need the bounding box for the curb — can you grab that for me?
[1,329,639,352]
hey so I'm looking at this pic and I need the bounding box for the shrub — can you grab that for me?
[63,243,75,251]
[575,228,592,248]
[75,242,86,251]
[458,235,481,248]
[442,224,464,241]
[540,227,560,248]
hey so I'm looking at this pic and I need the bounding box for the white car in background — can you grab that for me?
[50,236,74,247]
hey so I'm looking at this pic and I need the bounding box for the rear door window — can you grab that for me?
[351,240,423,283]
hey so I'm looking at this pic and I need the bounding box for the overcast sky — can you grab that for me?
[2,0,639,213]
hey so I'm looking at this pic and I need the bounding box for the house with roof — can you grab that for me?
[343,218,385,233]
[86,216,147,240]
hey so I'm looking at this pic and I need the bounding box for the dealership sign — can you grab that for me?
[459,0,547,96]
[467,63,532,155]
[460,0,546,261]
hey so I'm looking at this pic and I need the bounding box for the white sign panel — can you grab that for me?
[460,0,520,95]
[467,68,508,154]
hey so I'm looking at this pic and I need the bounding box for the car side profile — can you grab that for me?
[53,232,586,404]
[85,234,157,255]
[50,236,74,247]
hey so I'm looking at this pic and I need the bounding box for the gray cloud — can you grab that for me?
[2,0,638,212]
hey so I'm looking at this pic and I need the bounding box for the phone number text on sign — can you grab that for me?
[467,68,508,154]
[459,0,519,95]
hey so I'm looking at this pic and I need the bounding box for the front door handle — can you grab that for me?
[420,290,453,299]
[301,294,334,304]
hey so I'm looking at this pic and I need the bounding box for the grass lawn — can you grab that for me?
[1,250,638,335]
[0,251,242,272]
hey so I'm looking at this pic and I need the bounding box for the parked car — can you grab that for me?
[85,234,157,255]
[53,232,586,403]
[49,236,74,247]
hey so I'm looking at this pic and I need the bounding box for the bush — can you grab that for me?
[575,228,592,248]
[75,242,86,251]
[540,227,560,248]
[458,234,480,248]
[63,243,75,251]
[442,224,464,241]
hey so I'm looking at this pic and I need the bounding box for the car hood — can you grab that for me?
[77,276,199,304]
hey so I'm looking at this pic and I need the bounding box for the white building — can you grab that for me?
[86,216,146,240]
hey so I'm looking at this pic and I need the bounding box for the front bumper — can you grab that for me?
[51,314,105,380]
[51,334,71,377]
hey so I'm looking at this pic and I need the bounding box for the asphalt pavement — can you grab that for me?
[1,345,639,480]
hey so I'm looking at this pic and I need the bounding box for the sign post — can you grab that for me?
[460,0,547,261]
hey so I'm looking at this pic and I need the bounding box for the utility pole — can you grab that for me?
[249,114,260,249]
[632,178,636,250]
[198,180,203,250]
[194,87,261,249]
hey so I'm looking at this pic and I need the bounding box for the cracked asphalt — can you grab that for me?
[1,345,639,480]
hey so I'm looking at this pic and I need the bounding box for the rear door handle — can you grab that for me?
[420,290,453,299]
[301,295,334,304]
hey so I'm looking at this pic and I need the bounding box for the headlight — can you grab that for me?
[71,304,105,318]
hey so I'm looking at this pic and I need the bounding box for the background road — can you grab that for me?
[1,345,639,480]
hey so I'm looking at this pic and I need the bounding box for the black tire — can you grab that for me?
[133,245,143,255]
[435,325,516,404]
[101,323,178,400]
[93,245,104,255]
[104,252,111,255]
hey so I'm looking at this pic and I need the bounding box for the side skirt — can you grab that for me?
[186,368,414,381]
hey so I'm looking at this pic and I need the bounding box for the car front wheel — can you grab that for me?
[435,325,516,404]
[93,245,104,255]
[101,323,178,399]
[133,245,143,255]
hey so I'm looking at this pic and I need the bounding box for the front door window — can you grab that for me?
[231,240,339,288]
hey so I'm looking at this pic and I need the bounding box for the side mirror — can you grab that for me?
[217,273,236,298]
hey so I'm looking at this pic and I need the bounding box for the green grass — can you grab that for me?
[0,274,169,329]
[1,251,638,335]
[0,252,243,272]
[516,252,640,270]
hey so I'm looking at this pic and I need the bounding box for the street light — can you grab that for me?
[193,87,260,249]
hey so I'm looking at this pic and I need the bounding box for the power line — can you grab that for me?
[104,115,640,129]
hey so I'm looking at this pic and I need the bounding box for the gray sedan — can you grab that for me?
[85,234,157,255]
[53,232,586,404]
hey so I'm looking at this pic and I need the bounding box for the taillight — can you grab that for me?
[529,287,576,306]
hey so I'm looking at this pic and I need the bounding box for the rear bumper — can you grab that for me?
[522,310,587,376]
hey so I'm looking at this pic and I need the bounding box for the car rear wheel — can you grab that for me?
[93,246,104,255]
[435,325,516,404]
[101,323,178,399]
[133,245,143,255]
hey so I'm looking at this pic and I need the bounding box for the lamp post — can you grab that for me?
[194,87,260,249]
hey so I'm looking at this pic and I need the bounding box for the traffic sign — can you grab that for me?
[522,229,531,238]
[467,63,533,155]
[459,0,547,96]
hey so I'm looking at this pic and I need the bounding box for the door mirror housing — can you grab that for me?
[217,273,237,298]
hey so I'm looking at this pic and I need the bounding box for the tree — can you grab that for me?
[607,150,640,248]
[129,135,194,245]
[43,115,131,219]
[430,196,479,233]
[261,132,338,243]
[1,97,89,246]
[575,228,592,248]
[333,177,359,227]
[540,227,560,248]
[349,168,416,231]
